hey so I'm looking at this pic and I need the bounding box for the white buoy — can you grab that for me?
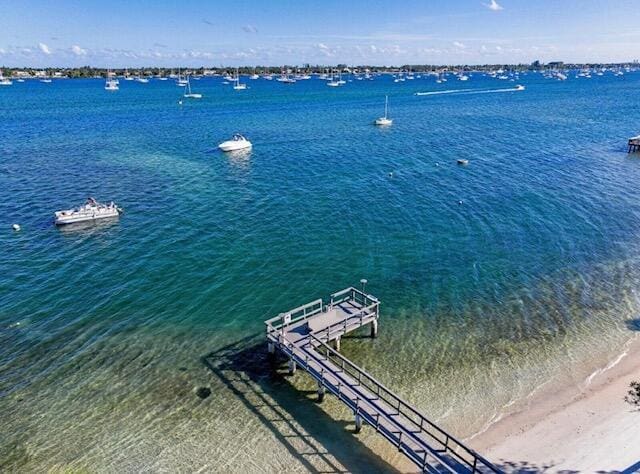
[389,172,393,177]
[12,224,20,231]
[458,200,463,205]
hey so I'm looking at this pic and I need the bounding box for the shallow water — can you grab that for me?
[1,72,640,471]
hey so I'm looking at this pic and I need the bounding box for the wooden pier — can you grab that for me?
[629,136,640,153]
[265,286,500,473]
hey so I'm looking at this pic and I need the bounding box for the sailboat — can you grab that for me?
[176,69,188,86]
[233,68,247,90]
[183,76,202,99]
[374,95,393,126]
[326,69,340,87]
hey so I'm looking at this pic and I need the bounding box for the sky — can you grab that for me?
[1,0,639,67]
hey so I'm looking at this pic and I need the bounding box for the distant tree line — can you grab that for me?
[1,61,638,78]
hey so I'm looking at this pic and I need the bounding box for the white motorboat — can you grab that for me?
[374,95,393,126]
[183,76,202,98]
[515,84,525,91]
[218,134,252,152]
[136,76,149,83]
[55,197,122,225]
[105,77,119,91]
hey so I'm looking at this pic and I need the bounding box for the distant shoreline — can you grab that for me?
[1,61,639,78]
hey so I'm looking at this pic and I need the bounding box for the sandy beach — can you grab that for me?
[473,336,640,473]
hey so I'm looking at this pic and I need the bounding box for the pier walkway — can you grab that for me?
[265,286,500,473]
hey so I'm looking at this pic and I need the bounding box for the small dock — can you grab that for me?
[265,286,499,473]
[629,136,640,153]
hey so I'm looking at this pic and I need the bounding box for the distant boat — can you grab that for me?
[374,96,393,126]
[183,76,202,99]
[233,69,247,90]
[276,70,296,83]
[176,69,188,86]
[0,72,12,86]
[40,78,52,83]
[218,134,252,152]
[515,84,525,91]
[326,69,340,87]
[105,71,119,91]
[136,76,149,83]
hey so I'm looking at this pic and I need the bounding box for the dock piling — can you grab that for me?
[355,413,363,433]
[288,359,296,375]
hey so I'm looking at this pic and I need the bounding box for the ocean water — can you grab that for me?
[1,72,640,472]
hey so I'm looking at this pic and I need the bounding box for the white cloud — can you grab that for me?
[71,45,87,56]
[242,24,258,34]
[38,42,51,54]
[485,0,504,11]
[453,41,466,49]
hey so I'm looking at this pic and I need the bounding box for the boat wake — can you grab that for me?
[415,86,525,97]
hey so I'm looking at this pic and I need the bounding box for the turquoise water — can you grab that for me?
[2,72,640,472]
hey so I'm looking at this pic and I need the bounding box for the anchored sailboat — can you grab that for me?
[374,95,393,126]
[183,76,202,99]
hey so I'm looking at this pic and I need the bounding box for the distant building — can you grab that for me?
[547,61,564,69]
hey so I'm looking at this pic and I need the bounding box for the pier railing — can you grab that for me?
[311,302,379,342]
[330,286,379,308]
[265,297,323,335]
[264,287,379,339]
[308,334,500,473]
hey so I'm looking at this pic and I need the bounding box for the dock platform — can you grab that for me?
[265,286,500,473]
[629,136,640,153]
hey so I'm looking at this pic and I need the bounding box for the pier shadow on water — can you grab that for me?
[201,335,401,474]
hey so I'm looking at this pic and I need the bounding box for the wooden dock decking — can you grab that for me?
[629,136,640,153]
[265,287,500,473]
